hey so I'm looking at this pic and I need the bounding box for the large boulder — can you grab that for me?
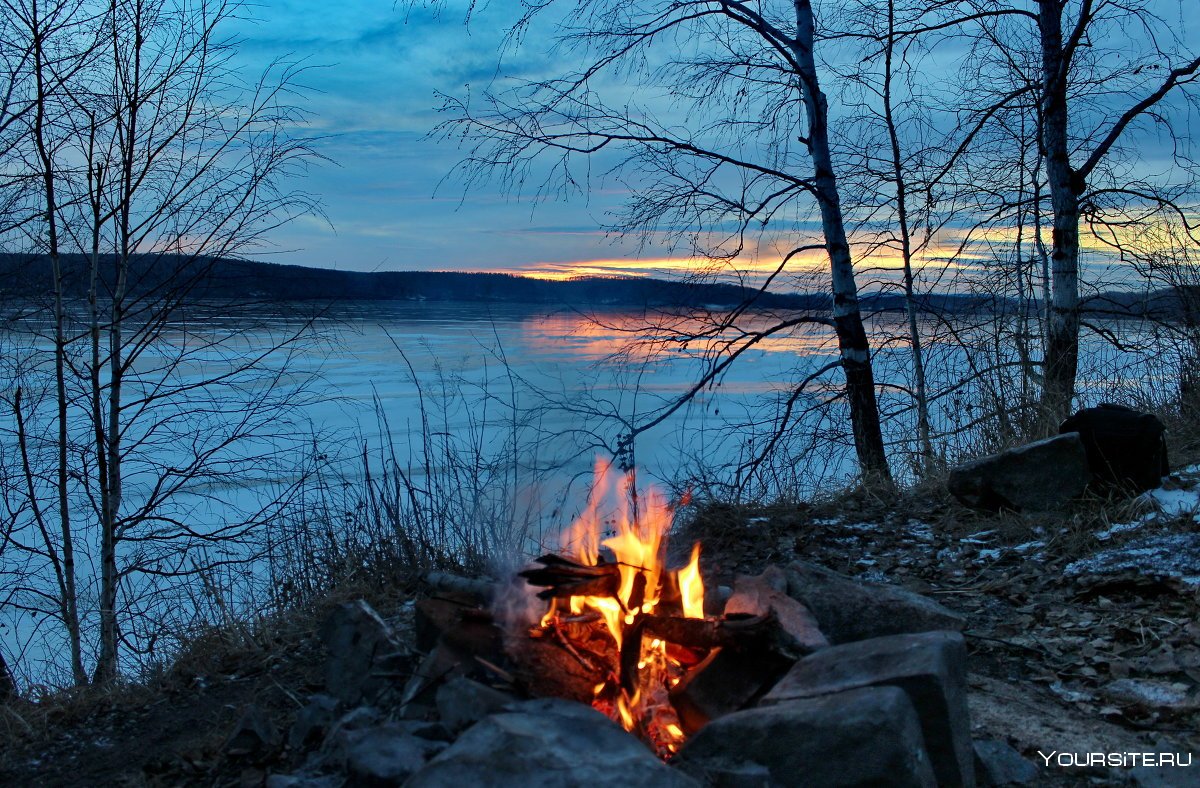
[783,560,965,644]
[676,686,936,787]
[405,698,698,787]
[761,632,974,787]
[947,433,1090,511]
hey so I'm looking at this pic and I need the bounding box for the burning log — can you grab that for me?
[618,613,776,694]
[505,628,617,704]
[518,554,622,602]
[668,646,794,734]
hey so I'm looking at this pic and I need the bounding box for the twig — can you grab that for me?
[551,624,600,673]
[474,656,515,685]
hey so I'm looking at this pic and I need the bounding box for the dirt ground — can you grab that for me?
[681,483,1200,786]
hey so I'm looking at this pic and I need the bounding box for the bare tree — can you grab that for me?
[0,0,319,686]
[433,0,893,484]
[913,0,1200,423]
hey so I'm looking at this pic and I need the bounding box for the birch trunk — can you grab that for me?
[32,0,87,686]
[792,0,892,484]
[1038,0,1081,426]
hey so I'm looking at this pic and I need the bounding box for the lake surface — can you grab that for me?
[0,298,1183,683]
[5,299,1175,529]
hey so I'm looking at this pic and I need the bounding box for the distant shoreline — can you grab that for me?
[1,253,1190,319]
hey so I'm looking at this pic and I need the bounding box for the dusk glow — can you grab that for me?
[226,1,1197,287]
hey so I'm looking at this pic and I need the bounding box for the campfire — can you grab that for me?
[519,460,705,756]
[402,459,974,785]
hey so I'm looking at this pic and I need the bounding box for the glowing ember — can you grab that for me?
[530,459,705,757]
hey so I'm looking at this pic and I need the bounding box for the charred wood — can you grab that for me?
[519,555,622,601]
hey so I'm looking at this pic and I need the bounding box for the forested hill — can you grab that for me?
[0,253,1189,316]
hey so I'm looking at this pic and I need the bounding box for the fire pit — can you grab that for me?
[399,461,976,786]
[516,460,825,756]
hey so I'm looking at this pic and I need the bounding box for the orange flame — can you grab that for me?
[538,459,705,757]
[678,543,705,621]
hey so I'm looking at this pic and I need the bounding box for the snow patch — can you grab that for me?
[1065,533,1200,587]
[1141,487,1200,520]
[905,520,934,542]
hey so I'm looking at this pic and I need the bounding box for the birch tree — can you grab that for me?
[435,0,893,484]
[924,0,1200,423]
[0,0,319,686]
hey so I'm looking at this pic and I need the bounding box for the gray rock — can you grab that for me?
[675,759,771,788]
[1065,533,1200,589]
[947,433,1090,511]
[1129,763,1200,787]
[222,703,279,757]
[321,719,448,772]
[783,560,966,644]
[320,600,402,705]
[676,686,936,787]
[972,740,1037,786]
[405,698,698,787]
[289,694,340,751]
[435,677,518,734]
[330,722,446,785]
[1099,678,1199,712]
[725,566,830,656]
[317,705,382,766]
[761,631,973,787]
[326,705,382,738]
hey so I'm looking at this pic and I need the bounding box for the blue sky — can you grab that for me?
[226,0,1198,287]
[227,0,665,275]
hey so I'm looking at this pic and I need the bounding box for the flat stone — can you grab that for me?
[783,560,965,644]
[761,631,973,787]
[676,686,936,787]
[406,698,698,787]
[947,433,1090,511]
[435,677,518,734]
[320,600,402,705]
[973,740,1037,786]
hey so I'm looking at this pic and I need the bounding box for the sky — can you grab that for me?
[227,0,671,277]
[224,0,1199,287]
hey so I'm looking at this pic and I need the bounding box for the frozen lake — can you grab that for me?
[0,298,1183,684]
